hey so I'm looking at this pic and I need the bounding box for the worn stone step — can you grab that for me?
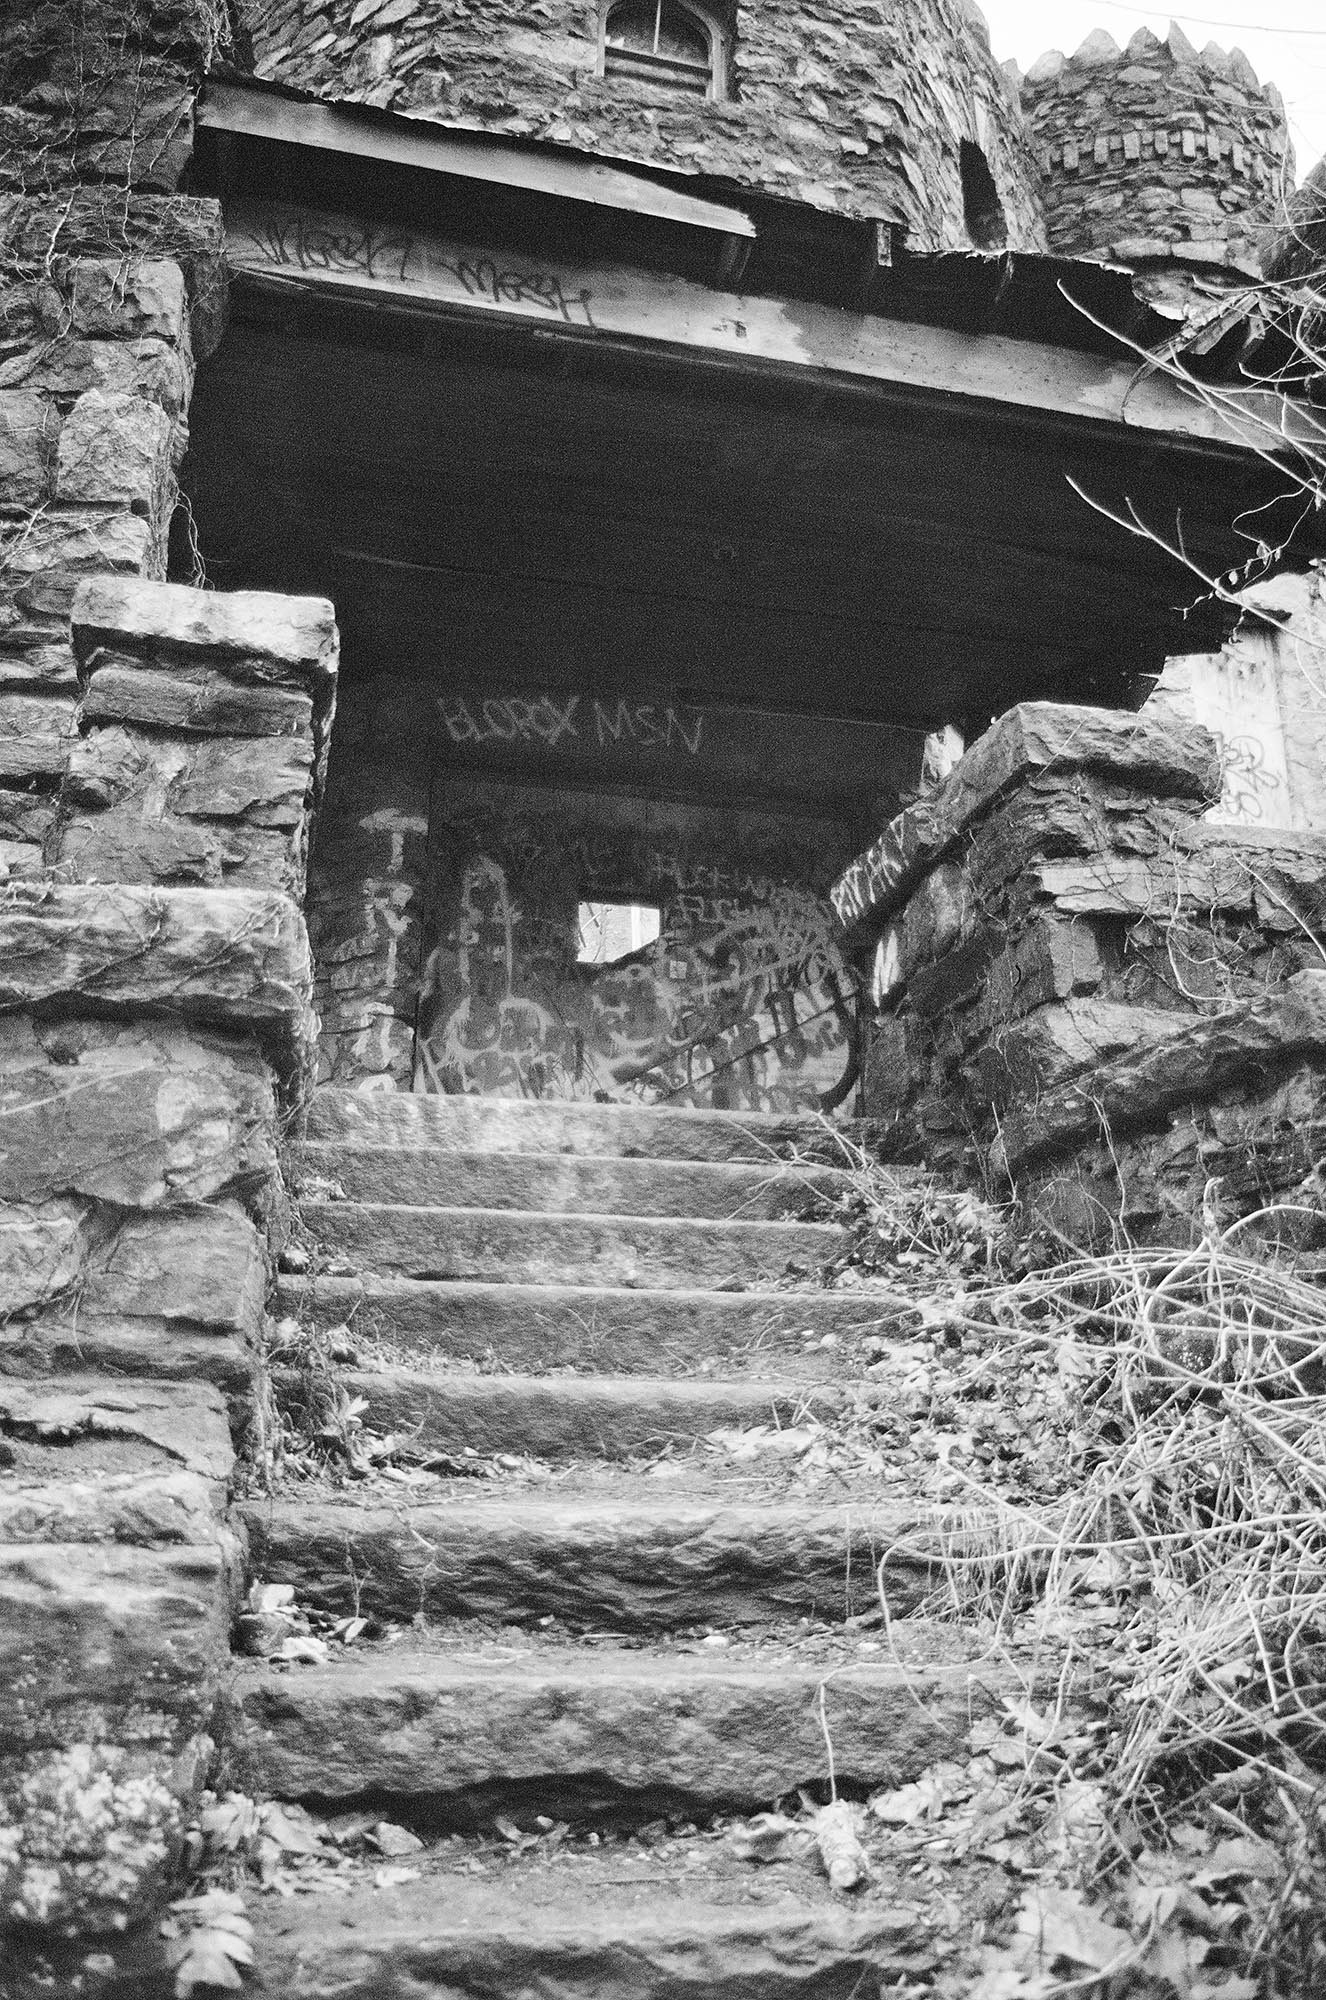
[288,1142,851,1220]
[242,1492,936,1630]
[296,1201,844,1289]
[276,1274,908,1373]
[246,1849,947,1998]
[302,1087,878,1165]
[230,1645,997,1824]
[281,1367,884,1462]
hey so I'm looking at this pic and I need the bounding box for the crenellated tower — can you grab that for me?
[1018,24,1293,306]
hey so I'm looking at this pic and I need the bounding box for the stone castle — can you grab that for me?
[1,1,1325,1991]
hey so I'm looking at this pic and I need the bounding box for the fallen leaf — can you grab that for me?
[1018,1886,1132,1974]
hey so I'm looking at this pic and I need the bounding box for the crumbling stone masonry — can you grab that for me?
[235,0,1047,255]
[834,701,1326,1247]
[0,1,341,1955]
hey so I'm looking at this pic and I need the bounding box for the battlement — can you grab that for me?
[1019,24,1292,280]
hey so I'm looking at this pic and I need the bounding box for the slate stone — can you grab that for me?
[0,1376,233,1486]
[84,1204,267,1338]
[0,1541,231,1754]
[243,1493,936,1630]
[0,882,316,1081]
[0,1016,277,1208]
[993,969,1326,1173]
[231,1650,998,1817]
[832,702,1221,940]
[54,390,174,516]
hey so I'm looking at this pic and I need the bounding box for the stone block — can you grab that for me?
[74,72,195,193]
[67,259,188,345]
[832,702,1221,939]
[72,576,338,683]
[0,692,76,780]
[993,969,1326,1174]
[0,392,60,508]
[0,882,316,1082]
[0,1470,218,1548]
[0,1316,254,1393]
[0,1017,277,1209]
[0,637,79,694]
[83,1205,267,1339]
[0,337,191,420]
[0,509,156,584]
[0,1198,92,1317]
[0,1541,230,1752]
[78,662,314,738]
[54,391,174,517]
[57,807,301,892]
[0,1375,233,1486]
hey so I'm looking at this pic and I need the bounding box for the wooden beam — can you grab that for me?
[222,196,1307,455]
[200,81,755,239]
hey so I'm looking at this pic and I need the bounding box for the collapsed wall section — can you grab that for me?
[833,701,1326,1246]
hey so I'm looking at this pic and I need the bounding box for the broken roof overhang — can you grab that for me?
[199,78,757,243]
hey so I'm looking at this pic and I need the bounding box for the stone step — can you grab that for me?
[230,1644,997,1825]
[277,1274,908,1373]
[295,1201,844,1289]
[246,1847,946,1997]
[280,1368,885,1462]
[288,1142,851,1220]
[302,1086,877,1165]
[242,1492,937,1630]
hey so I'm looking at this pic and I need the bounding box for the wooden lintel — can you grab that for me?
[223,195,1307,455]
[200,79,756,239]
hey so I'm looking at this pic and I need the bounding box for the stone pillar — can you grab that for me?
[833,701,1326,1245]
[0,580,336,1948]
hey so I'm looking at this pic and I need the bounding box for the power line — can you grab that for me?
[1072,1,1326,37]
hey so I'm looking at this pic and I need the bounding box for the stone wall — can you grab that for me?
[0,4,347,1965]
[0,580,334,1959]
[1019,25,1291,291]
[1144,564,1326,835]
[833,702,1326,1247]
[232,0,1047,254]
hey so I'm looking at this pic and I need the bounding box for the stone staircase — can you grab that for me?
[236,1089,1007,1996]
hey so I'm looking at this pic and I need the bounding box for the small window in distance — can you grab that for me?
[959,140,1008,250]
[601,0,724,100]
[577,900,662,966]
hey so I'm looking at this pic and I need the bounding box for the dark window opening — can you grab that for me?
[960,141,1008,250]
[602,0,724,100]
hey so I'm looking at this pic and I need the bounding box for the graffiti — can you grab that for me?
[415,830,859,1113]
[433,256,596,328]
[591,701,703,755]
[438,693,705,758]
[236,209,413,284]
[441,694,581,748]
[1213,731,1282,825]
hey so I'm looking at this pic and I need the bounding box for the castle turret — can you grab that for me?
[1019,24,1292,299]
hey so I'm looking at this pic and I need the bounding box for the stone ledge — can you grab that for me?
[0,881,316,1085]
[71,576,338,687]
[831,701,1220,942]
[992,969,1326,1175]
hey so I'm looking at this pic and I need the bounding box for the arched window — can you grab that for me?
[600,0,726,101]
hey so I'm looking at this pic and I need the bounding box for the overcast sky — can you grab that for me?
[984,3,1326,180]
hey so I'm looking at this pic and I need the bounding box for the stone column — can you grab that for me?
[833,700,1326,1244]
[0,579,336,1945]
